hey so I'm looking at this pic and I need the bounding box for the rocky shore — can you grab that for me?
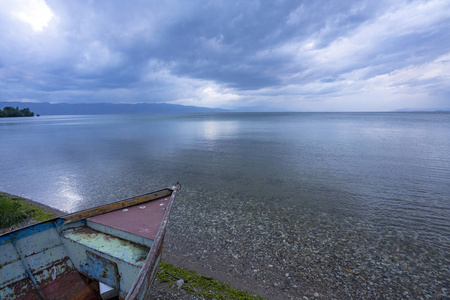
[0,192,259,299]
[3,190,449,299]
[161,186,449,299]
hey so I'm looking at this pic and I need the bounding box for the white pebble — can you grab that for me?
[176,279,184,289]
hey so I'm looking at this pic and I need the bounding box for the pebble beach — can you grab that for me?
[161,187,449,299]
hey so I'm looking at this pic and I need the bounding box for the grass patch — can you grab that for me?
[0,194,27,227]
[156,261,264,300]
[0,193,55,228]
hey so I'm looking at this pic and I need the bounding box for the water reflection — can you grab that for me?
[56,174,84,212]
[203,120,239,141]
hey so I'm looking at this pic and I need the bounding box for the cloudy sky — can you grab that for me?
[0,0,449,111]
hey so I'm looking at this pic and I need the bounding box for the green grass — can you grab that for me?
[0,193,55,228]
[156,261,264,300]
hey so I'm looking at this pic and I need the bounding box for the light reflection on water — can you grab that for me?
[0,113,449,249]
[57,174,84,212]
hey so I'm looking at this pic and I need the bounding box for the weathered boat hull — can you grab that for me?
[0,185,179,300]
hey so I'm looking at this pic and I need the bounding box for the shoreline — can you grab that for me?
[0,191,66,217]
[0,192,65,234]
[0,191,263,300]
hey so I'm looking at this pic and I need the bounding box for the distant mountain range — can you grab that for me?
[0,102,229,115]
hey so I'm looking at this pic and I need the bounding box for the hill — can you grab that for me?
[0,102,228,115]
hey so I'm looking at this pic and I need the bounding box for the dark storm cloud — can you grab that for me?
[0,0,449,110]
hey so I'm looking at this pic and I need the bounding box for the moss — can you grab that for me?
[156,261,264,300]
[0,193,55,228]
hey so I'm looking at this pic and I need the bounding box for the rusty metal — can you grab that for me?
[86,251,120,288]
[10,232,47,300]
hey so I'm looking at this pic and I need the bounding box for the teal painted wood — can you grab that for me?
[60,226,148,293]
[86,220,154,248]
[0,220,72,299]
[61,228,149,266]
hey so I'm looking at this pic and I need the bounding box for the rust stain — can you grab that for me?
[0,257,20,268]
[30,256,70,276]
[40,270,101,300]
[5,278,40,300]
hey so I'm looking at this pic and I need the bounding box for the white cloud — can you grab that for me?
[10,0,54,32]
[367,53,450,91]
[169,83,243,109]
[282,0,450,73]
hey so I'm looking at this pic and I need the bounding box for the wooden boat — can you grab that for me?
[0,184,180,300]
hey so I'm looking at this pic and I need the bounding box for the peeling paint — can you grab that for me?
[0,185,179,299]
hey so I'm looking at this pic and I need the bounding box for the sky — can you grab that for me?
[0,0,449,111]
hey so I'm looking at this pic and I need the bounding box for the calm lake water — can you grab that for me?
[1,113,449,247]
[2,112,450,297]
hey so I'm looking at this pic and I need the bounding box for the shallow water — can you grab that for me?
[1,112,449,297]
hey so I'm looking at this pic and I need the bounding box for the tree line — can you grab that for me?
[0,106,34,118]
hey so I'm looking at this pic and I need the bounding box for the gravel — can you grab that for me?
[160,186,450,299]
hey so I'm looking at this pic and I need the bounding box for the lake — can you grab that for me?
[1,112,449,298]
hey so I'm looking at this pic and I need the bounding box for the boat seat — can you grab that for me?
[61,227,149,267]
[60,226,150,291]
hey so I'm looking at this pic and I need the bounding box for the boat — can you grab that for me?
[0,184,180,300]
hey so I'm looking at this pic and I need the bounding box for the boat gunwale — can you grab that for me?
[0,186,175,238]
[125,183,179,299]
[62,187,175,224]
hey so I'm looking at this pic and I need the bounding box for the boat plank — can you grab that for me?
[0,259,26,288]
[15,226,62,257]
[25,245,69,275]
[0,242,19,267]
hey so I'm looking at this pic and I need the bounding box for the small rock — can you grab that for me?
[314,292,319,297]
[176,279,184,289]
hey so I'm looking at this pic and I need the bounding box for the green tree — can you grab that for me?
[0,106,34,117]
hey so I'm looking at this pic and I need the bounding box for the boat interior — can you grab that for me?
[0,191,174,300]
